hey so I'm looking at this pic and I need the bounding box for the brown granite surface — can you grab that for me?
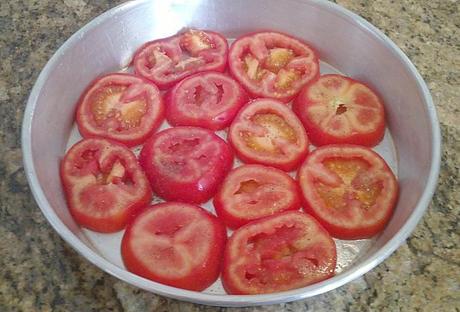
[0,0,459,311]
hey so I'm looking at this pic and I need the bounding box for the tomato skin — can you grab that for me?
[228,31,320,103]
[213,164,301,229]
[165,71,249,130]
[60,138,152,233]
[139,126,234,203]
[76,73,165,147]
[133,30,228,90]
[293,74,385,147]
[121,202,227,291]
[297,144,398,239]
[222,211,336,295]
[228,98,309,171]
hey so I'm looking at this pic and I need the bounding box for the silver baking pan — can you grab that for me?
[21,0,441,307]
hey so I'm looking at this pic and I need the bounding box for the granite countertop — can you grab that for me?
[1,0,459,311]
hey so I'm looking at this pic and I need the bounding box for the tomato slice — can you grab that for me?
[133,29,228,89]
[121,202,227,291]
[293,74,386,147]
[228,98,309,171]
[139,126,234,203]
[76,73,164,147]
[222,211,336,294]
[60,138,152,232]
[228,31,319,102]
[213,164,301,229]
[165,71,249,130]
[297,144,398,239]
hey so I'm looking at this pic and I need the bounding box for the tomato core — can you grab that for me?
[234,179,261,195]
[91,86,147,131]
[243,47,301,92]
[335,103,347,115]
[315,157,383,211]
[189,83,224,107]
[243,113,297,154]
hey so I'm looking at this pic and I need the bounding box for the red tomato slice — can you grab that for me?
[222,211,336,294]
[139,126,234,203]
[60,138,152,232]
[214,164,301,229]
[228,31,319,102]
[165,71,249,130]
[76,73,164,147]
[228,98,309,171]
[297,144,398,239]
[121,202,227,291]
[133,29,228,89]
[293,74,386,147]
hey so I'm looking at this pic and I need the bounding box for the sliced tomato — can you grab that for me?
[228,98,309,171]
[213,164,301,229]
[222,211,336,294]
[121,202,227,291]
[293,74,385,147]
[139,126,234,203]
[297,144,398,239]
[228,31,319,102]
[165,71,249,130]
[60,138,152,232]
[133,29,228,89]
[76,73,164,147]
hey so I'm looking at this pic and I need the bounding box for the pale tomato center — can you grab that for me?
[91,86,147,131]
[243,113,297,154]
[306,76,383,136]
[275,69,301,90]
[243,47,301,91]
[243,55,263,80]
[264,48,295,73]
[315,158,383,210]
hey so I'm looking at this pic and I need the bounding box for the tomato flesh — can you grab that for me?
[60,138,152,232]
[293,74,385,146]
[133,29,228,89]
[91,85,146,129]
[76,73,164,147]
[121,202,226,291]
[165,71,249,130]
[214,164,301,229]
[316,157,382,210]
[297,144,398,239]
[243,113,297,154]
[139,126,234,203]
[229,99,309,171]
[229,31,319,102]
[222,211,336,294]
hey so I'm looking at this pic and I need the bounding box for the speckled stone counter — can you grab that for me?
[1,0,459,311]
